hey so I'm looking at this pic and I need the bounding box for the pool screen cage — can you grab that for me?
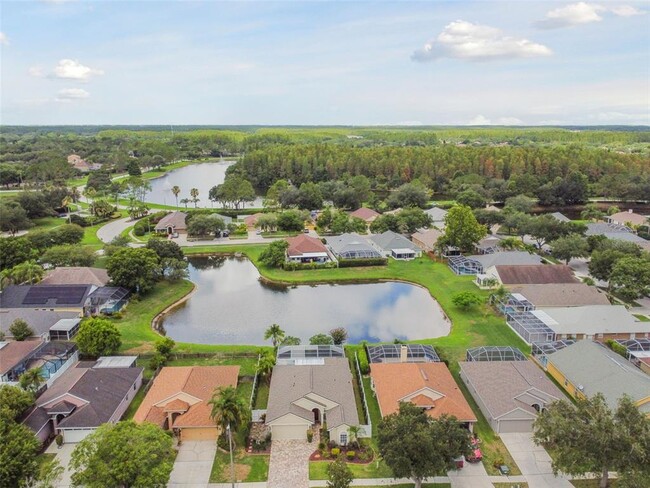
[531,339,576,357]
[505,311,555,344]
[367,344,441,363]
[447,255,483,275]
[465,346,527,362]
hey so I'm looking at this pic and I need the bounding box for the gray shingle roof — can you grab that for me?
[369,231,420,253]
[470,251,542,269]
[266,358,359,429]
[326,233,380,258]
[460,360,565,419]
[0,285,92,309]
[424,207,448,222]
[0,309,80,338]
[509,284,610,308]
[536,305,648,336]
[546,340,650,412]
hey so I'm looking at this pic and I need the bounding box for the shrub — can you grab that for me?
[307,429,313,443]
[357,348,370,375]
[69,214,90,227]
[338,257,388,268]
[9,319,33,341]
[346,450,355,460]
[148,353,166,370]
[318,441,326,450]
[331,447,340,457]
[55,434,63,447]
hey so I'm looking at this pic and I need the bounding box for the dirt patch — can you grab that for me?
[123,344,154,354]
[235,463,251,481]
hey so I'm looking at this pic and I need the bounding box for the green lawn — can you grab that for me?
[571,480,617,487]
[309,457,394,480]
[122,384,148,420]
[166,355,260,377]
[356,485,451,488]
[209,449,269,483]
[254,381,270,409]
[29,216,65,232]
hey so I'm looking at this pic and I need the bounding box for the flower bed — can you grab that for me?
[308,444,374,464]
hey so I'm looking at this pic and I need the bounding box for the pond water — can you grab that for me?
[146,162,263,208]
[162,256,450,345]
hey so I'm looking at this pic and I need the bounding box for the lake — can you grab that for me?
[146,161,263,208]
[161,256,450,345]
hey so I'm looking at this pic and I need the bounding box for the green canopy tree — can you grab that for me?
[256,352,276,384]
[259,240,289,268]
[378,402,471,488]
[609,255,650,300]
[69,421,175,488]
[438,205,487,253]
[76,318,122,357]
[0,384,34,421]
[549,234,590,264]
[9,318,34,341]
[0,415,40,487]
[310,333,334,345]
[533,394,650,488]
[107,247,160,293]
[327,456,353,488]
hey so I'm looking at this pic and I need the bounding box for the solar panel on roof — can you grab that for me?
[22,286,87,305]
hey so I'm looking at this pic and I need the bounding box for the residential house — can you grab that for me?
[549,212,570,223]
[540,340,650,415]
[243,212,264,228]
[24,359,143,443]
[370,362,477,431]
[411,228,443,252]
[266,358,359,443]
[40,267,110,287]
[487,264,577,286]
[0,340,78,387]
[84,286,129,315]
[326,233,382,260]
[613,339,650,375]
[585,222,650,251]
[0,309,80,340]
[276,345,345,365]
[134,366,239,441]
[349,207,380,224]
[285,234,331,264]
[0,285,94,314]
[448,251,542,276]
[424,207,448,228]
[369,230,422,260]
[459,360,565,433]
[607,210,648,228]
[506,304,649,345]
[154,211,188,235]
[67,154,102,173]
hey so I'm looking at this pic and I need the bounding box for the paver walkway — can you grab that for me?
[267,433,318,488]
[500,433,573,488]
[168,440,217,488]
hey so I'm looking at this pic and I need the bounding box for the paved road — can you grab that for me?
[168,440,217,488]
[97,216,136,243]
[500,433,573,488]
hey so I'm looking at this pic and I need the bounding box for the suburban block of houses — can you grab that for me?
[537,340,650,416]
[24,356,143,443]
[265,356,360,444]
[459,358,565,433]
[369,230,422,260]
[585,222,650,251]
[134,365,240,441]
[67,154,102,173]
[285,234,332,264]
[370,362,477,431]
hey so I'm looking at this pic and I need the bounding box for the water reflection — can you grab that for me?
[162,257,450,345]
[147,162,263,208]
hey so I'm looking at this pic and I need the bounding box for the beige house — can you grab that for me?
[134,366,239,441]
[154,211,188,235]
[607,210,648,227]
[266,358,359,444]
[411,228,443,252]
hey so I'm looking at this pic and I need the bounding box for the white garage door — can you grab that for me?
[498,419,534,433]
[62,429,95,443]
[271,424,309,440]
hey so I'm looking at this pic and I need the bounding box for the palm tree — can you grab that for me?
[83,186,97,206]
[10,261,45,285]
[264,324,285,348]
[19,367,45,393]
[256,352,276,384]
[61,195,73,223]
[190,188,199,208]
[209,386,250,440]
[180,198,190,209]
[347,425,365,448]
[171,186,181,209]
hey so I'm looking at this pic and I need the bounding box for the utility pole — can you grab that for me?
[227,423,235,488]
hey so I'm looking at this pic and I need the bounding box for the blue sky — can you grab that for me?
[1,0,648,125]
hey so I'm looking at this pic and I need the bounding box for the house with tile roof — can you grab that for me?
[459,360,565,433]
[266,358,359,444]
[411,228,444,252]
[23,359,142,443]
[154,211,188,235]
[370,362,477,431]
[349,207,380,223]
[133,365,239,441]
[40,267,110,287]
[285,234,331,264]
[607,210,648,227]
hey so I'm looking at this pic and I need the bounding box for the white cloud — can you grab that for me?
[468,115,491,125]
[0,32,8,46]
[55,88,90,102]
[496,116,524,125]
[536,3,644,29]
[53,59,104,81]
[412,20,552,62]
[28,66,45,78]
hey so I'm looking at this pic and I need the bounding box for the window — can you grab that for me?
[564,379,568,386]
[340,432,348,445]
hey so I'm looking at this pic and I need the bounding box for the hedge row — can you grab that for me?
[357,347,370,374]
[338,257,388,268]
[282,261,338,271]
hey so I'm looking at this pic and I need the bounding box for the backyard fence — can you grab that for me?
[250,354,261,409]
[354,351,372,438]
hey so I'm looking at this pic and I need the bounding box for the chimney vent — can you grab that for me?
[400,345,408,363]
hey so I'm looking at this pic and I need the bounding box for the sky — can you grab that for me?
[1,0,649,126]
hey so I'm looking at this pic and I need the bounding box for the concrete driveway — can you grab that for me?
[168,440,217,488]
[45,442,75,487]
[500,433,572,488]
[97,216,136,243]
[268,438,315,488]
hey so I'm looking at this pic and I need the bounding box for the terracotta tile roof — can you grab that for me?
[244,213,264,227]
[608,211,648,226]
[133,366,239,428]
[370,363,477,422]
[40,267,109,287]
[350,207,380,222]
[154,211,188,231]
[164,399,189,412]
[286,234,328,256]
[495,265,577,285]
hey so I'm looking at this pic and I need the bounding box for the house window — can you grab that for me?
[340,432,348,445]
[564,379,568,387]
[133,384,136,391]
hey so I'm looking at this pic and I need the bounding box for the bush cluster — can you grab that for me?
[357,347,370,375]
[338,257,388,268]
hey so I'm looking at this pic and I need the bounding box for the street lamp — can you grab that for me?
[227,423,235,488]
